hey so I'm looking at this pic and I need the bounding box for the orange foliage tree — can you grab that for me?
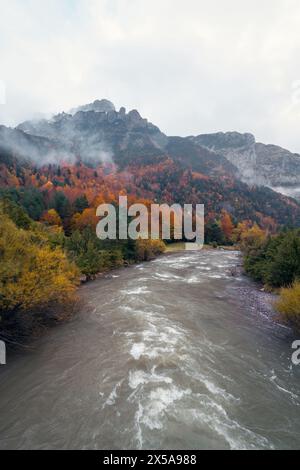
[41,208,62,226]
[220,210,234,241]
[71,208,99,231]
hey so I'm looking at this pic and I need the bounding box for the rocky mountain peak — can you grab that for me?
[6,102,300,200]
[70,99,115,115]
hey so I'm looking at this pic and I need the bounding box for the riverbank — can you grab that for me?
[164,242,239,253]
[238,285,279,323]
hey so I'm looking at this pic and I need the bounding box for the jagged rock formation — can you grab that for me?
[70,99,116,115]
[16,103,166,167]
[255,143,300,187]
[16,101,233,176]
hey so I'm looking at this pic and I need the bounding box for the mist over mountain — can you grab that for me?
[0,99,299,210]
[190,132,300,199]
[15,100,167,168]
[0,124,70,166]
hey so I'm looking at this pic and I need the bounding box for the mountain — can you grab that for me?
[16,100,234,177]
[16,104,300,197]
[0,99,299,229]
[190,132,300,199]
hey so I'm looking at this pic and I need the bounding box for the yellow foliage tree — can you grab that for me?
[0,213,79,312]
[135,239,166,261]
[231,220,252,244]
[275,281,300,330]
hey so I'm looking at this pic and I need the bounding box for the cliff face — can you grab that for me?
[255,143,300,187]
[190,132,300,198]
[190,132,257,182]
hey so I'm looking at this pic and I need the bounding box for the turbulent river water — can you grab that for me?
[0,250,300,450]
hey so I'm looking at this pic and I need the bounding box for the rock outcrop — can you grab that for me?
[190,131,300,198]
[70,99,116,115]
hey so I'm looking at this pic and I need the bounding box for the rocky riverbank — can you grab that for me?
[238,285,279,322]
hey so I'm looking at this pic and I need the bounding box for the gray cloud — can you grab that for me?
[1,0,300,151]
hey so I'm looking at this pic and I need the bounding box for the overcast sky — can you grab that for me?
[1,0,300,151]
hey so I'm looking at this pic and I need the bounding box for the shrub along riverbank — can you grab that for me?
[239,225,300,331]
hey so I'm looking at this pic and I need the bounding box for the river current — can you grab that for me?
[0,250,299,449]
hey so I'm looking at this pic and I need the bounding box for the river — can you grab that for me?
[0,250,299,450]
